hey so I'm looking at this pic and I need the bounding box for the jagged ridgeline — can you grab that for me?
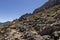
[33,0,60,13]
[0,0,60,40]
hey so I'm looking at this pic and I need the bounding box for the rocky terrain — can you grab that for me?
[0,0,60,40]
[33,0,60,13]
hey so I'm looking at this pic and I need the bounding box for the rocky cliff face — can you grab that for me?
[0,0,60,40]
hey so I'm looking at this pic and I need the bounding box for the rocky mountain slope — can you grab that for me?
[0,0,60,40]
[33,0,60,13]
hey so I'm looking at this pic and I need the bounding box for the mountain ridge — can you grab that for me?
[0,0,60,40]
[33,0,60,13]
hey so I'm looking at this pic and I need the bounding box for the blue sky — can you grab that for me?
[0,0,48,22]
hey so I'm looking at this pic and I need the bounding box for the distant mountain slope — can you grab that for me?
[0,21,10,25]
[0,0,60,40]
[0,21,10,27]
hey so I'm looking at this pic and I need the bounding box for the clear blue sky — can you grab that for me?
[0,0,48,22]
